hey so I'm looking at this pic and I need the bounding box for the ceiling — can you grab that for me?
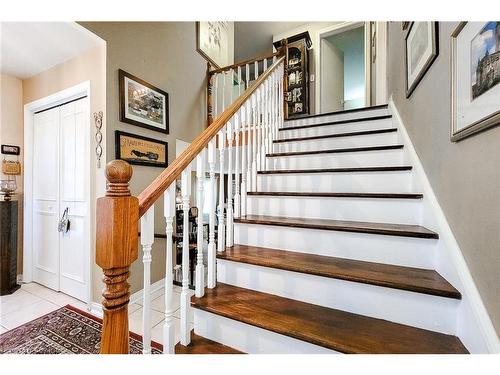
[1,22,104,79]
[234,22,308,62]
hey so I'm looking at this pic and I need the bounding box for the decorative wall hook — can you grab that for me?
[94,111,103,168]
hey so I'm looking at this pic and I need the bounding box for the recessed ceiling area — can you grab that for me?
[0,22,104,79]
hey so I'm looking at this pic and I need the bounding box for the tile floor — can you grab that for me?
[0,282,194,346]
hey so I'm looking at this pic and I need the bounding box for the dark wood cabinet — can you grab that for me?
[274,31,312,119]
[0,195,20,295]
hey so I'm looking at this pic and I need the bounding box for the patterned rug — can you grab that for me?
[0,305,162,354]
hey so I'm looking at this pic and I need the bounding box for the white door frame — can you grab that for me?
[23,81,92,304]
[315,21,371,114]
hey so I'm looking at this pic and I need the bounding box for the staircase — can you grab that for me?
[94,49,490,354]
[189,105,468,354]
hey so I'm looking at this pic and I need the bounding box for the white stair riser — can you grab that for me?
[246,195,422,224]
[234,222,436,269]
[257,170,413,193]
[280,118,393,138]
[217,260,458,334]
[268,149,405,170]
[194,309,337,354]
[284,108,390,128]
[275,131,400,152]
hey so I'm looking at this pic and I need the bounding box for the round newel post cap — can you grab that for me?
[105,160,133,196]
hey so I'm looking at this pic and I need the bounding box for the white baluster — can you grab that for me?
[273,55,277,64]
[214,74,218,118]
[207,139,217,288]
[263,80,269,171]
[140,206,154,354]
[241,105,248,217]
[263,58,268,72]
[238,66,242,96]
[229,68,234,106]
[234,110,241,219]
[226,121,234,247]
[251,94,258,192]
[254,60,259,81]
[222,71,226,113]
[163,184,176,354]
[256,87,262,172]
[245,63,250,90]
[180,165,192,346]
[195,151,205,298]
[217,127,226,252]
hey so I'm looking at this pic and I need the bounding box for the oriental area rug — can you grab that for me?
[0,305,162,354]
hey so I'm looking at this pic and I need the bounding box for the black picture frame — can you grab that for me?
[119,69,169,134]
[115,130,168,168]
[1,144,20,155]
[404,22,439,98]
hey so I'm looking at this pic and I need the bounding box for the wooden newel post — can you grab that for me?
[96,160,139,354]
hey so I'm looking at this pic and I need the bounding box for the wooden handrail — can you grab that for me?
[208,50,281,75]
[137,55,285,217]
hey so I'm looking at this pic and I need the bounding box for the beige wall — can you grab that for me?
[22,44,106,303]
[387,21,500,334]
[0,74,24,273]
[80,22,210,297]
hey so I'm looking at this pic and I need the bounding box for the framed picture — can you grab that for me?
[196,21,231,69]
[115,131,168,168]
[451,22,500,141]
[405,22,439,98]
[402,22,410,31]
[119,69,169,134]
[1,144,20,155]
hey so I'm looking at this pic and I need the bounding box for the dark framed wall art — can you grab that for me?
[404,22,439,98]
[451,22,500,141]
[119,69,169,134]
[115,130,168,168]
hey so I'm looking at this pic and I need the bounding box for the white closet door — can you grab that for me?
[32,97,89,301]
[59,98,89,301]
[33,107,60,290]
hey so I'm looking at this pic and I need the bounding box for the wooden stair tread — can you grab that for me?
[235,214,438,239]
[174,331,243,354]
[247,191,423,199]
[218,245,460,299]
[267,144,403,157]
[192,283,468,354]
[258,166,413,174]
[284,104,389,122]
[274,128,397,143]
[280,114,392,131]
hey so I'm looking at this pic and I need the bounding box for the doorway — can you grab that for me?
[319,23,370,113]
[24,83,91,303]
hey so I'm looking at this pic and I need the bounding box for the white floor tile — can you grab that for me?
[150,317,193,346]
[150,291,181,313]
[128,307,165,336]
[174,305,194,324]
[0,299,59,329]
[1,290,43,316]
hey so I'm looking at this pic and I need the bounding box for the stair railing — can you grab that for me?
[96,52,286,354]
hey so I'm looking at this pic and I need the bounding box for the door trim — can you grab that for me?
[316,21,371,114]
[23,81,92,303]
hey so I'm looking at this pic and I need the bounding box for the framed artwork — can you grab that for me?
[119,69,169,134]
[451,22,500,141]
[402,22,410,31]
[404,22,439,98]
[1,144,20,155]
[115,131,168,168]
[196,21,231,69]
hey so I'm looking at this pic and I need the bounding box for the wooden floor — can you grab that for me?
[218,245,461,299]
[191,283,468,354]
[175,331,243,354]
[234,214,439,239]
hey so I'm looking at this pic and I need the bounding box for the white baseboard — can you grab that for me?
[389,97,500,353]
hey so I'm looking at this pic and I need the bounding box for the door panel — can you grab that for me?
[33,109,60,290]
[59,98,89,301]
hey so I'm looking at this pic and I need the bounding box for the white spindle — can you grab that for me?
[222,71,226,113]
[180,165,192,346]
[245,64,250,90]
[163,184,176,354]
[254,60,259,81]
[140,205,154,354]
[234,111,241,219]
[263,58,268,71]
[256,87,262,172]
[217,127,226,252]
[195,151,205,298]
[251,94,257,191]
[207,139,216,288]
[273,55,277,64]
[229,68,234,106]
[241,105,248,217]
[238,66,242,97]
[226,121,234,247]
